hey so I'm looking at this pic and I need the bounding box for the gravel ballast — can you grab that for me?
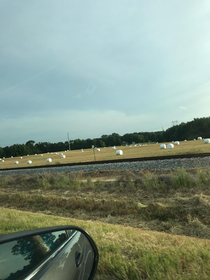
[0,156,210,176]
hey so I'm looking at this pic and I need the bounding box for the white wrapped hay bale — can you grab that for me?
[11,156,13,158]
[160,144,166,149]
[116,150,123,155]
[112,146,116,149]
[167,143,174,149]
[41,154,43,156]
[20,157,23,159]
[61,155,66,158]
[184,140,187,142]
[198,137,202,140]
[15,161,19,164]
[175,141,180,145]
[97,148,100,151]
[27,160,32,164]
[47,158,52,162]
[2,160,4,163]
[81,149,84,152]
[204,138,210,144]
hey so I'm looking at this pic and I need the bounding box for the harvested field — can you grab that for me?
[1,168,210,279]
[1,168,210,239]
[1,140,210,169]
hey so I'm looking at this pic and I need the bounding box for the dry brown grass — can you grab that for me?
[1,139,210,169]
[1,168,210,240]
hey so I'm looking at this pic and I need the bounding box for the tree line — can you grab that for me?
[0,117,209,158]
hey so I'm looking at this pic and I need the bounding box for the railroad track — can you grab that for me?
[1,152,210,172]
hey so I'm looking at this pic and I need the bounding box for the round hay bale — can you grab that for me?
[27,160,32,164]
[112,146,116,149]
[81,149,84,152]
[174,141,180,145]
[15,161,19,164]
[198,137,202,140]
[20,157,23,159]
[167,143,174,149]
[61,155,66,158]
[2,160,4,163]
[116,150,123,155]
[47,158,52,162]
[204,138,210,144]
[11,156,13,158]
[97,148,100,152]
[41,154,43,156]
[160,144,166,149]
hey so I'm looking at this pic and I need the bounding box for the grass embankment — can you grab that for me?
[1,139,210,169]
[1,207,210,280]
[1,168,210,239]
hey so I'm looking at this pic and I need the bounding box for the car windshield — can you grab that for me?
[0,1,210,279]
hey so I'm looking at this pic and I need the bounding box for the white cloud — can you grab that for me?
[179,106,187,110]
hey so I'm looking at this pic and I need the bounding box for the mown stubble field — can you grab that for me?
[1,139,210,169]
[1,168,210,279]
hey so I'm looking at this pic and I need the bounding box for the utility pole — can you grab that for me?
[92,145,96,161]
[67,132,71,151]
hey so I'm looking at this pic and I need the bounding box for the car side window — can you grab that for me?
[0,230,68,280]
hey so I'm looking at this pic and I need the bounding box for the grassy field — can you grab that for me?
[1,168,210,279]
[0,139,210,169]
[1,168,210,239]
[1,207,210,280]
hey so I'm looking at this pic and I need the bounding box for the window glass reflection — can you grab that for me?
[0,230,68,280]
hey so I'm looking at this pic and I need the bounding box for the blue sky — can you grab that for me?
[0,0,210,146]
